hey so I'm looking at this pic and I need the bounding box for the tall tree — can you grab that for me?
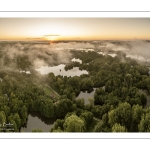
[108,102,132,130]
[138,113,150,132]
[112,123,127,132]
[0,111,6,125]
[63,114,85,132]
[130,104,143,132]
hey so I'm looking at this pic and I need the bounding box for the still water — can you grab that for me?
[22,63,90,132]
[35,64,88,77]
[21,88,96,132]
[21,112,55,132]
[77,88,96,105]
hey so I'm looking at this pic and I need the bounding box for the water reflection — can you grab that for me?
[21,112,55,132]
[77,88,96,104]
[35,64,88,77]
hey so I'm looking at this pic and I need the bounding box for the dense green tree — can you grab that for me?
[50,99,73,119]
[108,102,132,130]
[52,127,63,132]
[51,119,65,132]
[94,121,104,132]
[0,46,150,133]
[112,123,127,132]
[92,104,110,119]
[88,98,94,107]
[80,79,94,90]
[102,113,109,128]
[130,105,143,132]
[63,114,85,132]
[94,120,110,132]
[76,98,84,109]
[13,113,21,129]
[67,76,80,89]
[0,111,6,125]
[2,105,10,117]
[20,105,28,125]
[10,120,18,132]
[80,111,93,129]
[94,88,105,105]
[138,113,150,132]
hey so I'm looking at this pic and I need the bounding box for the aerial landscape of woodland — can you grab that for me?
[0,18,150,132]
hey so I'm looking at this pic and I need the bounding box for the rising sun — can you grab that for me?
[44,35,60,41]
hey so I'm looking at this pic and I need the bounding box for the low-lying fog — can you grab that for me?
[0,40,150,75]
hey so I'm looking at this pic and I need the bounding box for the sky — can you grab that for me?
[0,18,150,41]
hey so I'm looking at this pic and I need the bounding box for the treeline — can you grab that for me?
[0,50,150,132]
[48,51,150,132]
[0,72,74,132]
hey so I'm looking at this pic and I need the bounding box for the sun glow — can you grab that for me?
[44,35,59,41]
[1,18,150,41]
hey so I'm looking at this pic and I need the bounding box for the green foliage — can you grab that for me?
[63,114,86,132]
[94,88,105,105]
[94,120,110,132]
[0,48,150,132]
[10,120,18,132]
[130,105,143,132]
[13,113,21,129]
[92,104,110,119]
[76,98,84,109]
[80,79,94,90]
[20,105,28,125]
[108,102,132,130]
[94,121,104,132]
[80,111,93,130]
[138,112,150,132]
[51,119,65,132]
[52,127,63,132]
[0,111,6,124]
[112,123,127,132]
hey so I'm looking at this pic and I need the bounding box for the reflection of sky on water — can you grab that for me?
[35,64,88,77]
[77,88,96,105]
[21,113,55,132]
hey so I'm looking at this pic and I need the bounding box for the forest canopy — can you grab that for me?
[0,41,150,132]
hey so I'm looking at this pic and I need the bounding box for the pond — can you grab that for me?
[35,64,88,77]
[77,88,96,105]
[20,112,55,132]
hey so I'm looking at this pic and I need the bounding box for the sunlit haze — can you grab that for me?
[0,18,150,41]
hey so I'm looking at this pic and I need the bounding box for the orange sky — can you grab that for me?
[0,18,150,41]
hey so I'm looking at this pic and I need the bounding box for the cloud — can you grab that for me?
[98,40,150,62]
[26,35,61,41]
[1,40,150,74]
[0,42,74,71]
[69,37,80,40]
[127,40,150,60]
[26,38,43,40]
